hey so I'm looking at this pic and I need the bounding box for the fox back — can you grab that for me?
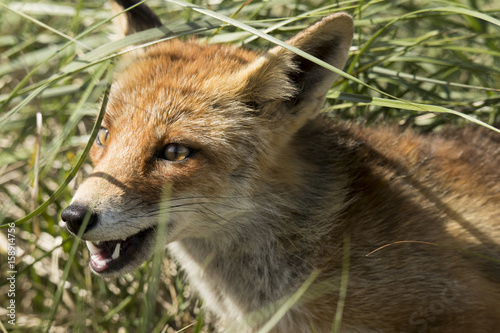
[61,1,500,332]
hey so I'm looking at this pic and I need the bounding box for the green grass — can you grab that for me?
[0,0,499,332]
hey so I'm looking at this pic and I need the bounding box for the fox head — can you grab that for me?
[61,0,353,277]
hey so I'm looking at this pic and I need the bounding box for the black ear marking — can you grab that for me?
[270,13,353,110]
[288,39,344,100]
[235,13,353,128]
[112,0,162,35]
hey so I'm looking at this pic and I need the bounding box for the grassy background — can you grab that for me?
[0,0,499,332]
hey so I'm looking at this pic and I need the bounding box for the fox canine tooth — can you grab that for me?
[111,243,121,260]
[86,241,100,255]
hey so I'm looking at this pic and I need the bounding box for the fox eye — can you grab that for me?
[96,128,110,147]
[163,143,192,161]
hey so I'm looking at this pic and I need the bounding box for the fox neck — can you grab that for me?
[168,219,319,327]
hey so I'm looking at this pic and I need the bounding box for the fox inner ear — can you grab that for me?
[240,13,353,121]
[111,0,162,36]
[282,13,353,103]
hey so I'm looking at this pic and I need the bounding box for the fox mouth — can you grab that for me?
[85,227,155,275]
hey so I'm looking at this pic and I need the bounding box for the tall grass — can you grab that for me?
[0,0,499,332]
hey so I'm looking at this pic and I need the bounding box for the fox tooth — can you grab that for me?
[111,243,121,260]
[86,241,100,255]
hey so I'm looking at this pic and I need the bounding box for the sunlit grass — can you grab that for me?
[0,0,499,332]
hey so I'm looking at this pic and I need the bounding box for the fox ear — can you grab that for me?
[110,0,162,37]
[238,13,353,125]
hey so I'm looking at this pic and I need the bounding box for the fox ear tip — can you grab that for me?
[319,11,353,24]
[110,0,162,36]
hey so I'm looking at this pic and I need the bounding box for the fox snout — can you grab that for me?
[60,166,165,276]
[62,197,158,276]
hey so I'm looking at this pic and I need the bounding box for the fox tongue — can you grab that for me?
[86,240,121,272]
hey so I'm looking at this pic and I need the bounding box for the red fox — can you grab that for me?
[62,1,500,332]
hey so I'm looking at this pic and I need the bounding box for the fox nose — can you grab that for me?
[61,204,98,235]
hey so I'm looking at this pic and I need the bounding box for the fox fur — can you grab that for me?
[62,1,500,332]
